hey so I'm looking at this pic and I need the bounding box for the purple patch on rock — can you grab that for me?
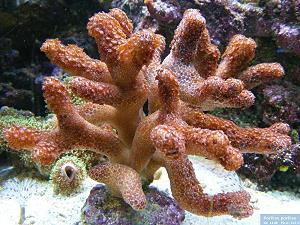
[81,184,185,225]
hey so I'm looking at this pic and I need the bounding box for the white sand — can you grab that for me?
[0,177,97,225]
[0,156,299,225]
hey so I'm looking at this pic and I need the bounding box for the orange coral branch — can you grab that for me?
[184,127,243,171]
[165,156,253,218]
[155,10,285,111]
[87,12,126,62]
[191,76,254,108]
[4,125,42,150]
[216,35,257,79]
[159,11,256,111]
[87,11,160,89]
[238,63,285,89]
[193,24,220,79]
[134,68,245,176]
[69,77,122,107]
[112,30,160,88]
[76,103,118,126]
[4,77,127,165]
[89,162,146,211]
[108,8,133,38]
[151,138,253,218]
[41,39,112,83]
[170,9,206,63]
[62,11,160,145]
[131,67,183,173]
[182,107,291,153]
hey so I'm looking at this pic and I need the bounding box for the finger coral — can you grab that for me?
[4,8,292,219]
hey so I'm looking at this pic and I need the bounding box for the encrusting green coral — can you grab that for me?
[62,75,86,106]
[0,107,99,179]
[50,155,87,195]
[0,107,55,174]
[64,149,105,170]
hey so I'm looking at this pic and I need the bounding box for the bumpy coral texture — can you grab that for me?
[4,8,291,218]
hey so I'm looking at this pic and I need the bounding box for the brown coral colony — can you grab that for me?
[4,8,291,218]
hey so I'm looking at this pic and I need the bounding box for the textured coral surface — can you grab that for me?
[4,8,292,219]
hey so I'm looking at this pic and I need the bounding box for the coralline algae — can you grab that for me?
[82,184,185,225]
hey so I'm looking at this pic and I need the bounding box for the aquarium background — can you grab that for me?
[0,0,299,225]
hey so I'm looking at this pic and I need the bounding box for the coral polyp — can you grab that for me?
[4,8,291,218]
[50,156,87,195]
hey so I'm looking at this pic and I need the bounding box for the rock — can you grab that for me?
[81,184,185,225]
[261,82,300,126]
[239,144,300,190]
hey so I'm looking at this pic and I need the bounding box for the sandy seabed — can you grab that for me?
[0,156,299,225]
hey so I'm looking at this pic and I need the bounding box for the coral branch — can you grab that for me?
[76,103,118,126]
[131,114,160,173]
[191,77,248,106]
[168,158,252,218]
[108,8,133,38]
[155,147,253,218]
[216,35,257,79]
[40,39,112,83]
[113,30,161,87]
[4,125,42,150]
[69,77,122,107]
[184,127,243,171]
[4,77,127,165]
[193,26,220,79]
[150,125,186,160]
[87,11,160,88]
[89,162,146,210]
[87,12,126,61]
[156,67,180,115]
[159,10,258,111]
[238,63,285,89]
[131,67,182,173]
[182,107,291,153]
[170,9,206,63]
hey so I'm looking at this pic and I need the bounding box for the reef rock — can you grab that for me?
[261,82,300,126]
[81,184,185,225]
